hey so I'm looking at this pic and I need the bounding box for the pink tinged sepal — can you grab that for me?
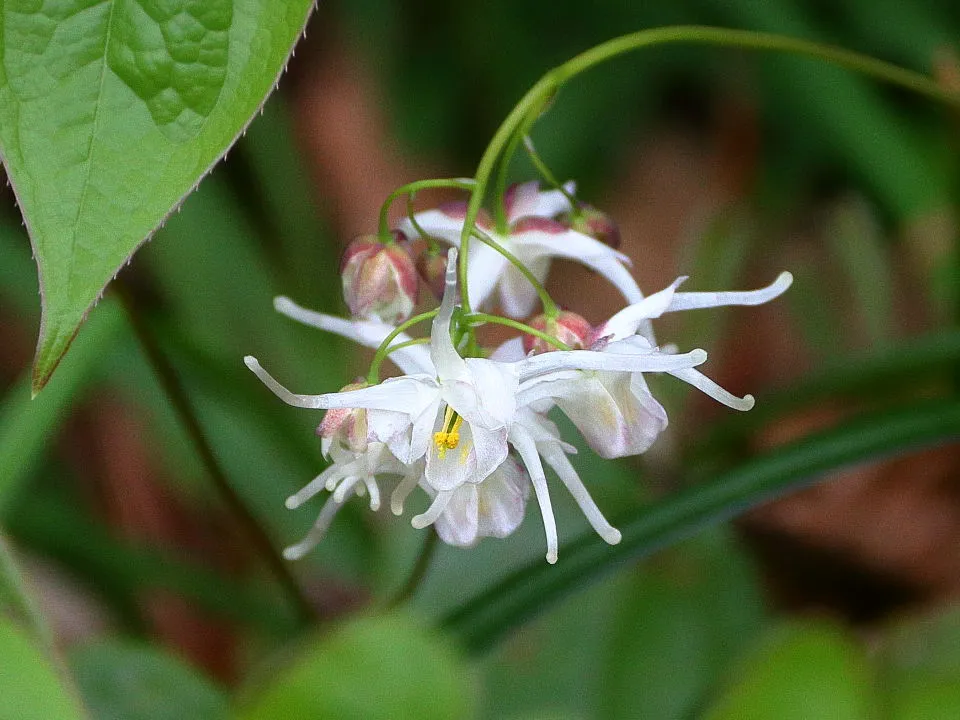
[317,379,370,455]
[523,311,593,355]
[415,248,449,300]
[340,234,418,324]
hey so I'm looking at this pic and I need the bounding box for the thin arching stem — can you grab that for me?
[116,283,315,626]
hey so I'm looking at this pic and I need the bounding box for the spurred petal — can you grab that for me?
[283,477,360,561]
[540,445,620,544]
[669,367,755,411]
[431,248,467,381]
[666,271,793,312]
[274,297,433,375]
[513,346,707,380]
[396,208,467,247]
[509,424,558,564]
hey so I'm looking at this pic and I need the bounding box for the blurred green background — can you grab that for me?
[2,0,960,717]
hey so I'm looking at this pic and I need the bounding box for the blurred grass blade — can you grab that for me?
[0,302,125,512]
[443,397,960,653]
[826,195,894,346]
[702,330,960,452]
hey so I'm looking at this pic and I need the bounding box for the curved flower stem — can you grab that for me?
[378,178,476,239]
[384,337,431,355]
[367,310,439,383]
[523,136,578,209]
[117,285,315,626]
[471,228,559,317]
[385,528,439,609]
[406,194,440,254]
[459,25,960,316]
[466,312,572,351]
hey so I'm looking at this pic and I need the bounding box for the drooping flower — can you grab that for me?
[247,250,709,562]
[397,181,643,318]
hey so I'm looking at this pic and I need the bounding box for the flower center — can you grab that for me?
[433,405,465,458]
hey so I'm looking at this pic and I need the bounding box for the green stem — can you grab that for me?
[523,136,578,209]
[367,310,439,383]
[385,529,439,609]
[471,228,558,316]
[406,194,439,254]
[378,178,476,239]
[459,25,959,316]
[467,312,572,351]
[384,337,431,355]
[116,285,315,626]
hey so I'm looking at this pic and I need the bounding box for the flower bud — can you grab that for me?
[318,380,369,454]
[341,233,418,323]
[415,248,448,300]
[559,205,621,249]
[523,311,593,355]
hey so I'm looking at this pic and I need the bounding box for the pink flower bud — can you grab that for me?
[341,233,418,323]
[318,379,370,454]
[559,205,621,249]
[416,248,448,300]
[523,311,593,355]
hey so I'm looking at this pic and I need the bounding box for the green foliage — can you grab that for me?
[70,640,229,720]
[0,0,316,390]
[703,622,875,720]
[236,612,476,720]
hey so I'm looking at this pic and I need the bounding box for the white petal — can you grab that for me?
[466,240,510,311]
[397,209,466,247]
[431,248,468,381]
[245,356,435,411]
[282,477,360,561]
[285,464,347,510]
[514,346,706,379]
[475,455,531,539]
[540,445,621,544]
[509,425,558,564]
[598,277,687,341]
[411,489,455,529]
[489,336,526,362]
[390,465,423,515]
[524,181,576,219]
[669,367,755,411]
[504,181,542,221]
[666,272,793,312]
[274,297,434,375]
[434,484,480,547]
[498,255,550,318]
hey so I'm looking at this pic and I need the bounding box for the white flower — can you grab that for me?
[398,181,644,318]
[509,272,794,459]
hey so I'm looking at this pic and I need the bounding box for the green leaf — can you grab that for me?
[443,398,960,653]
[70,640,228,720]
[0,617,85,720]
[703,622,874,720]
[0,0,315,391]
[600,531,766,720]
[236,612,475,720]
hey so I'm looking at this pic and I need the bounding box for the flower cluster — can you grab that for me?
[246,182,791,563]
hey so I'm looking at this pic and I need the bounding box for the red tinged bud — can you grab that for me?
[559,205,621,249]
[522,311,593,355]
[341,233,418,323]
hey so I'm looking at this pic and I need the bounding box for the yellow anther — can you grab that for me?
[433,410,465,456]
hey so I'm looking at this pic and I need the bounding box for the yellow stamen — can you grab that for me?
[433,408,465,457]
